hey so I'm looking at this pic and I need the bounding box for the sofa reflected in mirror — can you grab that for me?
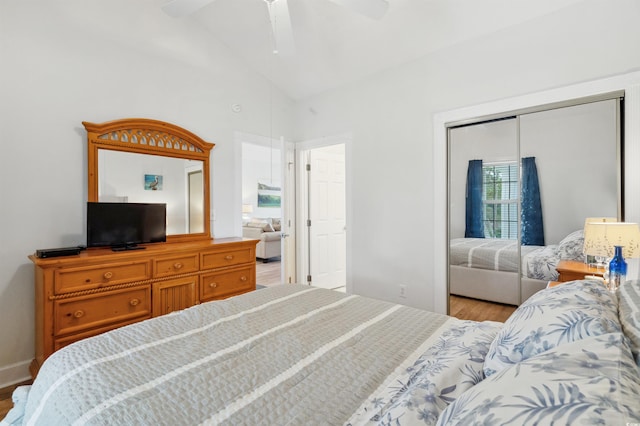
[242,218,282,262]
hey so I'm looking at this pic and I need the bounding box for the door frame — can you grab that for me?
[296,133,352,291]
[281,139,296,283]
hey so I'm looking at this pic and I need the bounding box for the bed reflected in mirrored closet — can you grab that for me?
[448,94,623,321]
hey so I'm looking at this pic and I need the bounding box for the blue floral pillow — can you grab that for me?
[438,333,640,425]
[619,280,640,366]
[483,280,620,377]
[347,320,502,426]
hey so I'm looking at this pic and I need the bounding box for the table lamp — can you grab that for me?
[582,221,640,291]
[583,217,617,267]
[242,204,254,221]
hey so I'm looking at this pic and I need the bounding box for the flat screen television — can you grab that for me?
[87,202,167,250]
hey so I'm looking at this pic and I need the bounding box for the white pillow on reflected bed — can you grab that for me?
[556,229,584,261]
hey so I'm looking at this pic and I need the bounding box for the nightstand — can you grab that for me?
[555,260,605,282]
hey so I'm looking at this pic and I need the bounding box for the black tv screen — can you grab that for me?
[87,202,167,249]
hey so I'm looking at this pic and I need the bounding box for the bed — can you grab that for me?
[3,281,640,425]
[449,230,586,305]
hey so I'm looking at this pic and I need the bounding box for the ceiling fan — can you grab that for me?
[161,0,390,56]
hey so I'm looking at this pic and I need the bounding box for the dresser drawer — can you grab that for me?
[55,261,151,294]
[201,247,254,270]
[153,253,199,278]
[558,271,587,282]
[200,266,255,301]
[152,276,199,317]
[53,317,146,351]
[54,285,151,336]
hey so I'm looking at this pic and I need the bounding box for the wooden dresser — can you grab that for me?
[29,237,258,377]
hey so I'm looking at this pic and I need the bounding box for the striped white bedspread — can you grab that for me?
[450,238,546,273]
[7,284,500,426]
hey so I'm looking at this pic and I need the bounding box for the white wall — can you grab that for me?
[293,0,640,311]
[0,0,294,385]
[241,142,283,220]
[519,99,619,243]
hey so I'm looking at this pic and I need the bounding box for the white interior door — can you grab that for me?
[237,133,285,286]
[308,145,346,289]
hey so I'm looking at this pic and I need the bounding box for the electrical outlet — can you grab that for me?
[399,285,406,298]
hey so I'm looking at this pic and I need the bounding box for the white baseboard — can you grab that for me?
[0,360,31,389]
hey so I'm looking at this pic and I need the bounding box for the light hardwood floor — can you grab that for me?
[256,259,283,287]
[449,295,516,323]
[0,265,514,419]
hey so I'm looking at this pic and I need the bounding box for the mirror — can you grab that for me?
[449,118,521,305]
[84,118,215,243]
[98,150,204,235]
[448,95,622,309]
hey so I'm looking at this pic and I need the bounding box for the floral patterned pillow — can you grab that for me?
[619,280,640,366]
[556,229,585,261]
[438,333,640,425]
[347,320,502,426]
[483,280,620,377]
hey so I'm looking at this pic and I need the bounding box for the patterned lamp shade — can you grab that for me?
[583,222,640,259]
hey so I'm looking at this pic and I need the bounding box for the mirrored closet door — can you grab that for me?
[448,96,622,309]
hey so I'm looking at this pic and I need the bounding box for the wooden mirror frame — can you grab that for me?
[83,118,215,243]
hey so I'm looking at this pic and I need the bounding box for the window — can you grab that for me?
[483,163,518,239]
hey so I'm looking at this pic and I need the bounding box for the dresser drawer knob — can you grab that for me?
[73,310,85,319]
[209,282,217,288]
[225,255,233,260]
[240,276,247,282]
[173,262,183,270]
[129,298,140,306]
[103,271,113,280]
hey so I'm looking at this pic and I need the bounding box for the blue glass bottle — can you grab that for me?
[608,245,627,292]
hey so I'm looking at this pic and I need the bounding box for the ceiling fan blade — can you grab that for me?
[327,0,389,20]
[267,0,295,56]
[162,0,217,18]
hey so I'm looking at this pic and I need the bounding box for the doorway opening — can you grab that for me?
[236,132,349,291]
[239,135,285,287]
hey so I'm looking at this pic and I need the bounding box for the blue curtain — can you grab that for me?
[521,156,544,246]
[465,160,485,238]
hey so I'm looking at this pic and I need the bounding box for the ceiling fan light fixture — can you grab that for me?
[162,0,388,57]
[266,0,295,56]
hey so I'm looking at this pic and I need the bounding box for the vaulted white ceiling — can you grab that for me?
[155,0,586,100]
